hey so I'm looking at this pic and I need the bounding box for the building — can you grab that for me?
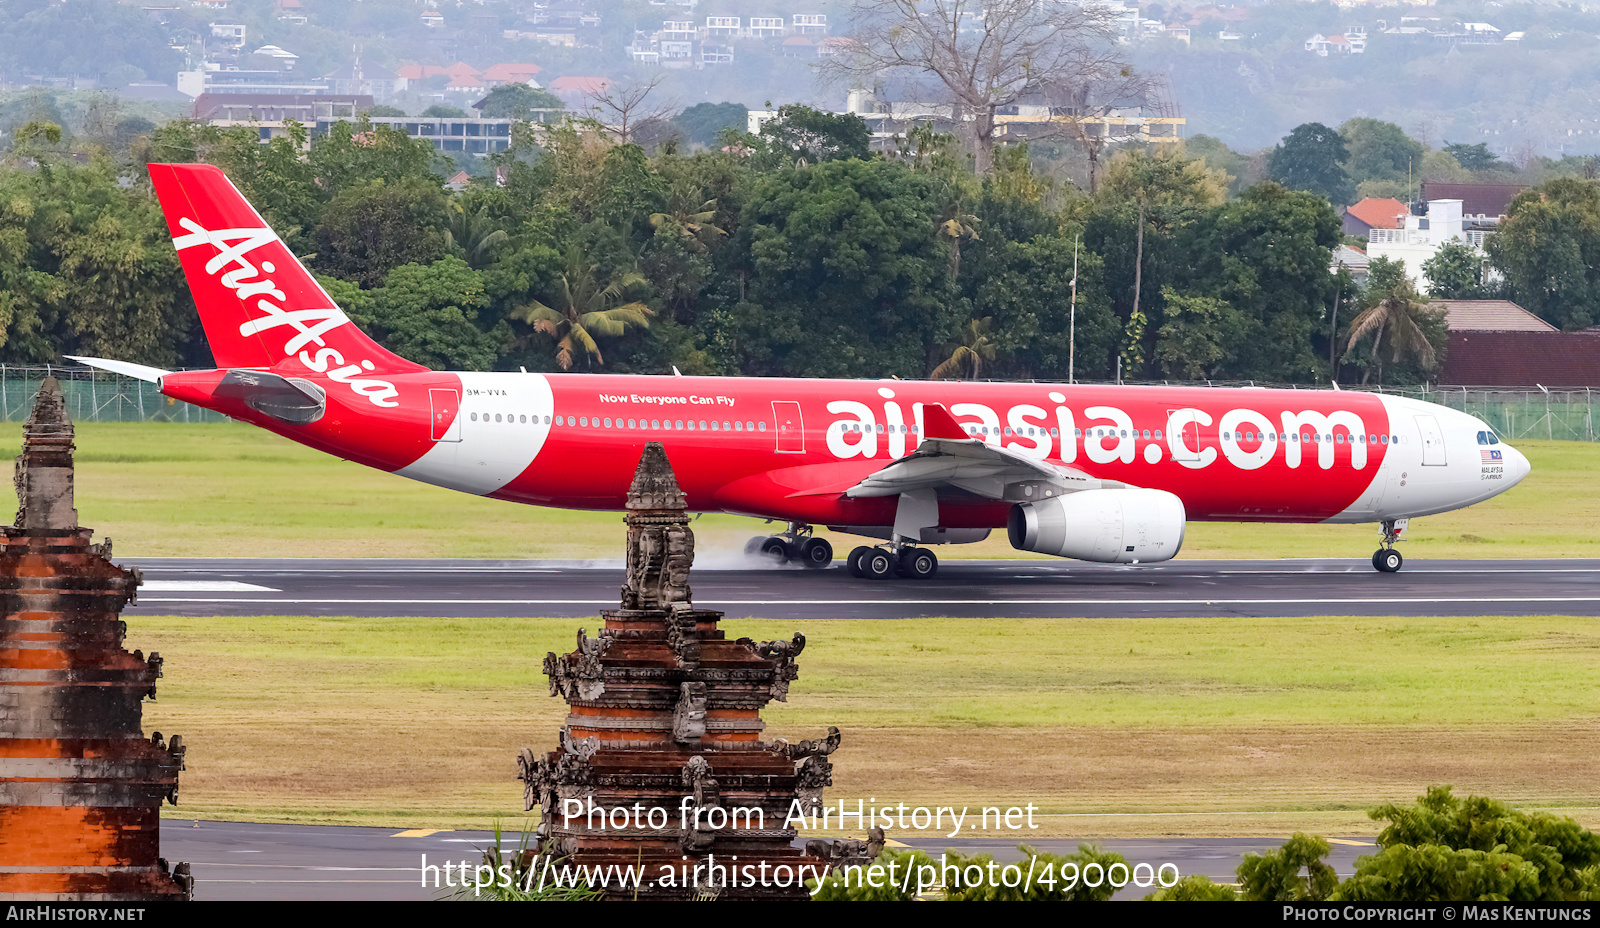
[1435,300,1600,387]
[1366,199,1488,289]
[192,93,371,139]
[1342,196,1409,238]
[1417,182,1524,224]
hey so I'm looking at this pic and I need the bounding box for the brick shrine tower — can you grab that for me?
[521,442,873,900]
[0,378,191,901]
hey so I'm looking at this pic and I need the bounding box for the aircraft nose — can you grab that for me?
[1501,443,1532,488]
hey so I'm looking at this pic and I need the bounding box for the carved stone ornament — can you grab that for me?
[545,628,611,702]
[806,826,887,872]
[678,755,721,854]
[777,726,842,760]
[738,632,805,701]
[672,681,708,745]
[794,754,834,813]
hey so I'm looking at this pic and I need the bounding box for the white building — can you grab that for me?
[1367,199,1489,290]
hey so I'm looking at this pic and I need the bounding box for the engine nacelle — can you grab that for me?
[1007,489,1186,563]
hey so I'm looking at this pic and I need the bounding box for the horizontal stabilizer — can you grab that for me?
[213,369,327,425]
[65,356,172,384]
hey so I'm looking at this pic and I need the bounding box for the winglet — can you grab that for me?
[918,403,970,440]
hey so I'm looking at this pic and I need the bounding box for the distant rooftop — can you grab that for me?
[1436,299,1557,333]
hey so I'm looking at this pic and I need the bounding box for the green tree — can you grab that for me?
[1341,117,1423,194]
[1267,123,1355,206]
[1155,287,1249,380]
[1344,255,1442,385]
[1144,875,1238,901]
[475,83,564,119]
[1335,787,1600,902]
[0,158,193,365]
[734,158,956,378]
[1486,178,1600,329]
[308,118,446,199]
[1237,833,1339,901]
[421,104,469,118]
[511,247,654,370]
[1180,182,1343,382]
[1444,142,1512,173]
[750,105,870,167]
[313,178,450,288]
[673,103,748,148]
[442,201,510,269]
[930,316,997,379]
[1421,238,1487,299]
[345,258,506,371]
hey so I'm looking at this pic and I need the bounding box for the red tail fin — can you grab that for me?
[148,163,427,374]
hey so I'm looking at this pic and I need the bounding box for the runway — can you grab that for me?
[124,556,1600,619]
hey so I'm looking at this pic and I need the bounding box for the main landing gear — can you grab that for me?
[1371,518,1407,573]
[745,523,833,569]
[847,544,938,580]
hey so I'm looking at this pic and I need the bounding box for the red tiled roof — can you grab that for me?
[484,63,543,81]
[1345,197,1409,230]
[1439,330,1600,387]
[548,75,610,94]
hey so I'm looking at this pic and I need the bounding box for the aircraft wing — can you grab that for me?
[843,403,1116,502]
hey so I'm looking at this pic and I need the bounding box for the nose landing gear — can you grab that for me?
[1371,518,1407,573]
[744,523,833,569]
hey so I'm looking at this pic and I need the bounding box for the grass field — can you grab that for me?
[139,612,1600,838]
[28,422,1600,560]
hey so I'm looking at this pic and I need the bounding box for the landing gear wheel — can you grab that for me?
[798,537,833,569]
[760,536,790,563]
[860,548,896,580]
[847,546,873,578]
[744,536,766,556]
[1374,549,1403,573]
[897,547,938,579]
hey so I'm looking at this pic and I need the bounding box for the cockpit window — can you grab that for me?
[1488,431,1500,445]
[1477,431,1488,445]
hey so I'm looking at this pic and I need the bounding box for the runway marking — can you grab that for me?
[1325,838,1376,846]
[390,829,445,837]
[139,596,1600,606]
[140,580,279,592]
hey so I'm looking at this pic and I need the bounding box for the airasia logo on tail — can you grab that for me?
[172,217,399,408]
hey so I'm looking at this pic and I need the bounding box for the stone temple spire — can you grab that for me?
[0,377,190,901]
[13,377,78,531]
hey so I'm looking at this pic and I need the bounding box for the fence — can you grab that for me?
[4,365,1598,442]
[0,365,230,423]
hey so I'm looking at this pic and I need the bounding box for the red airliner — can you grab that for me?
[72,164,1531,579]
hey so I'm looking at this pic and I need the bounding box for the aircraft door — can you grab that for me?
[773,401,805,453]
[1415,414,1446,466]
[1168,408,1203,462]
[430,389,462,442]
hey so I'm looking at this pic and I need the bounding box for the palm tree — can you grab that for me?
[648,182,726,254]
[442,202,509,269]
[1345,258,1438,385]
[512,249,654,370]
[930,317,997,380]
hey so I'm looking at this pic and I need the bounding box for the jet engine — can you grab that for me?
[1007,489,1186,563]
